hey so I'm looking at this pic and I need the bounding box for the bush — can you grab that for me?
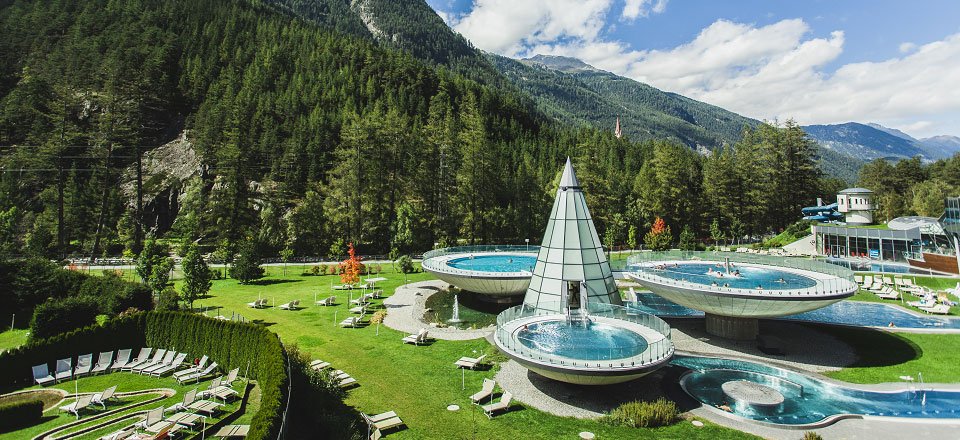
[30,296,101,341]
[156,288,181,311]
[802,432,823,440]
[604,398,680,428]
[396,255,414,274]
[0,399,43,431]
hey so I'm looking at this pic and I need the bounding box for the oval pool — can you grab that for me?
[447,254,537,273]
[516,320,648,360]
[650,262,818,290]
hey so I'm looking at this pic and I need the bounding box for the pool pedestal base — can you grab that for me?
[705,314,758,340]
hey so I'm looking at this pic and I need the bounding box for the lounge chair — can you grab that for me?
[877,290,900,300]
[921,304,951,315]
[370,289,383,299]
[482,391,513,418]
[110,348,136,372]
[470,378,495,404]
[455,354,487,370]
[316,296,336,306]
[166,388,198,413]
[402,329,428,345]
[149,352,187,377]
[91,385,118,409]
[340,316,362,328]
[138,350,176,375]
[173,355,208,380]
[55,358,73,382]
[60,394,93,419]
[187,397,221,416]
[361,411,404,440]
[211,425,250,438]
[883,277,894,286]
[204,369,240,402]
[311,359,330,370]
[223,367,240,386]
[165,411,204,429]
[349,305,367,314]
[137,407,177,435]
[33,363,55,386]
[247,298,267,308]
[126,348,163,372]
[177,362,218,384]
[854,275,863,284]
[74,353,94,377]
[91,351,115,375]
[98,427,134,440]
[279,299,300,310]
[331,370,357,388]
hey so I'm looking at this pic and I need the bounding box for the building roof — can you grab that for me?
[839,187,874,194]
[887,216,945,235]
[523,158,619,313]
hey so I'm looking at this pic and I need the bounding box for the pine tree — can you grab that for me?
[230,239,264,284]
[180,242,212,309]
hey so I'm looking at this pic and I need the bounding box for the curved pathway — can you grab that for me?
[382,280,494,340]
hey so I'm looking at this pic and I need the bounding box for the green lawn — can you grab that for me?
[0,329,28,352]
[0,372,251,440]
[818,326,960,384]
[180,266,755,439]
[852,274,960,315]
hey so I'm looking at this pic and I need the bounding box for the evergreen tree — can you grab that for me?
[180,242,212,309]
[678,225,696,250]
[136,239,168,283]
[230,239,264,284]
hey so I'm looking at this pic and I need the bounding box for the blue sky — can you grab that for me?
[427,0,960,138]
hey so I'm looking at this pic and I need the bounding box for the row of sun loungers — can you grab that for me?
[311,359,358,389]
[33,348,223,386]
[402,329,430,345]
[466,378,512,418]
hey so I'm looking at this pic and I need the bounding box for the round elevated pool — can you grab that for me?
[650,262,817,290]
[516,320,649,360]
[421,246,539,299]
[447,254,537,273]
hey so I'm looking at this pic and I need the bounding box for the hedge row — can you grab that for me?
[0,312,287,440]
[0,399,43,432]
[144,312,287,439]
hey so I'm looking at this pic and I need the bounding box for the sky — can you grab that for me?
[426,0,960,138]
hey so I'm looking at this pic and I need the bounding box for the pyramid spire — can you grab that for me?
[523,159,621,313]
[614,116,622,139]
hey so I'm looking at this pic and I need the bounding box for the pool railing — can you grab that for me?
[495,302,674,368]
[421,245,541,277]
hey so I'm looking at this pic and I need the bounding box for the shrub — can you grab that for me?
[802,432,823,440]
[30,296,100,341]
[156,288,181,311]
[0,399,43,431]
[370,310,387,325]
[309,265,320,276]
[604,398,680,428]
[396,255,414,274]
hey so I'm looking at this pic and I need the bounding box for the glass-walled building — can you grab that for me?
[813,224,920,262]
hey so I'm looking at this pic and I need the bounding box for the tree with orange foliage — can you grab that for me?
[644,217,673,251]
[339,242,365,285]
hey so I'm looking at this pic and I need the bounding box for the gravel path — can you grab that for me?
[382,280,494,341]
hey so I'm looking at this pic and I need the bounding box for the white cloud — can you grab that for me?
[622,0,668,20]
[447,2,960,136]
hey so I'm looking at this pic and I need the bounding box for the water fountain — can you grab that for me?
[448,294,463,324]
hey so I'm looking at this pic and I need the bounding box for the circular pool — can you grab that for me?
[516,320,649,360]
[422,247,539,299]
[650,262,817,290]
[447,254,537,273]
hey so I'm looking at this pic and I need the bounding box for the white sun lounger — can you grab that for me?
[137,406,177,435]
[470,378,496,404]
[361,411,403,440]
[55,358,72,382]
[340,316,362,328]
[482,391,513,418]
[91,351,114,375]
[316,296,336,306]
[177,362,218,384]
[173,355,208,380]
[91,385,117,409]
[124,348,160,372]
[33,363,55,386]
[921,304,951,315]
[60,394,93,419]
[110,348,135,372]
[311,359,331,370]
[279,300,300,310]
[150,352,188,377]
[455,354,487,370]
[74,353,94,377]
[139,350,176,375]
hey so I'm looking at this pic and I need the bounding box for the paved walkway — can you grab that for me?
[382,280,493,340]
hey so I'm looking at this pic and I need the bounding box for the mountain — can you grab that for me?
[920,135,960,158]
[490,53,758,149]
[866,122,916,141]
[802,122,928,160]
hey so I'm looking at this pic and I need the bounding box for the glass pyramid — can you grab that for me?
[523,158,622,313]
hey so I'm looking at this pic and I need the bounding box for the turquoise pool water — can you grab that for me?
[447,254,537,273]
[517,320,648,360]
[629,292,960,330]
[648,262,818,290]
[674,355,960,424]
